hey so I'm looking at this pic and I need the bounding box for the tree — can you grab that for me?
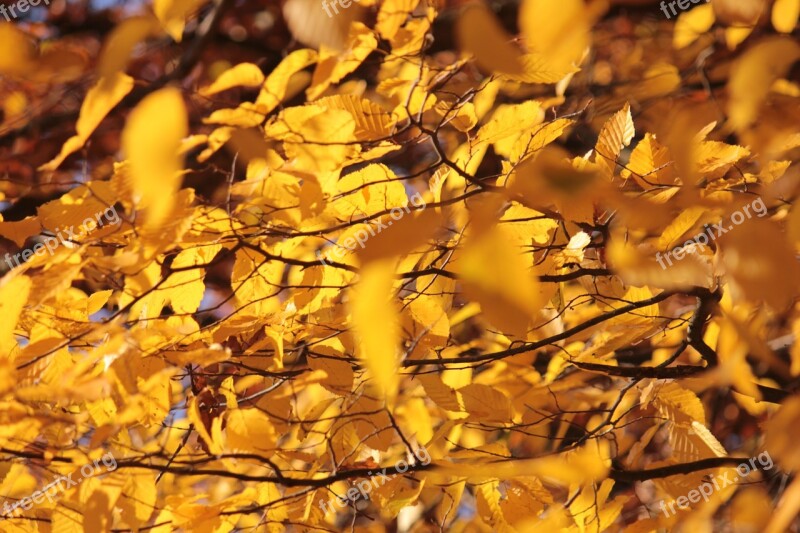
[0,0,799,530]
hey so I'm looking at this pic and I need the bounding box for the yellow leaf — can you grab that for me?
[473,101,544,152]
[350,260,401,404]
[0,464,38,500]
[673,4,715,49]
[313,94,396,140]
[199,62,265,96]
[418,374,464,412]
[395,397,434,444]
[334,164,408,218]
[519,0,590,69]
[231,247,283,318]
[475,481,514,531]
[376,0,419,40]
[98,16,161,77]
[119,473,158,528]
[437,440,611,486]
[718,219,800,310]
[204,102,265,127]
[657,206,706,251]
[87,290,113,315]
[373,476,427,518]
[0,216,41,248]
[36,181,120,238]
[225,408,277,455]
[594,102,635,176]
[40,73,135,171]
[307,23,377,100]
[570,479,628,533]
[694,140,750,177]
[509,117,574,163]
[456,225,546,338]
[283,0,368,50]
[456,4,525,76]
[121,87,188,228]
[607,233,713,291]
[307,338,354,395]
[643,381,706,426]
[357,209,442,265]
[713,0,768,25]
[499,53,580,84]
[764,395,800,470]
[772,0,800,32]
[0,23,36,77]
[727,37,800,130]
[161,244,223,313]
[153,0,207,41]
[255,48,318,113]
[266,105,357,172]
[622,132,676,188]
[460,383,512,423]
[510,145,603,224]
[725,25,755,49]
[0,274,31,359]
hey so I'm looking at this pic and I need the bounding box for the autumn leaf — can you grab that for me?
[3,3,800,531]
[121,87,188,228]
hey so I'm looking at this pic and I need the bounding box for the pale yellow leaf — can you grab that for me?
[307,23,377,100]
[673,4,715,49]
[199,62,265,96]
[727,37,800,130]
[256,48,318,114]
[772,0,800,32]
[357,209,442,264]
[376,0,419,40]
[350,260,400,404]
[121,88,188,228]
[456,225,546,338]
[40,73,135,171]
[225,408,277,456]
[519,0,590,69]
[98,16,161,76]
[0,275,31,359]
[595,102,635,176]
[622,133,676,188]
[456,4,525,76]
[153,0,207,42]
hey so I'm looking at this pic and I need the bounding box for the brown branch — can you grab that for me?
[570,362,705,379]
[611,456,769,483]
[403,288,685,367]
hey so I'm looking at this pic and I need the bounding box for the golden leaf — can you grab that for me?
[350,259,401,404]
[40,73,135,171]
[727,37,800,131]
[153,0,207,42]
[456,4,525,76]
[199,62,265,96]
[772,0,800,32]
[121,87,188,228]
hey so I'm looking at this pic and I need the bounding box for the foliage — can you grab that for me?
[0,0,799,530]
